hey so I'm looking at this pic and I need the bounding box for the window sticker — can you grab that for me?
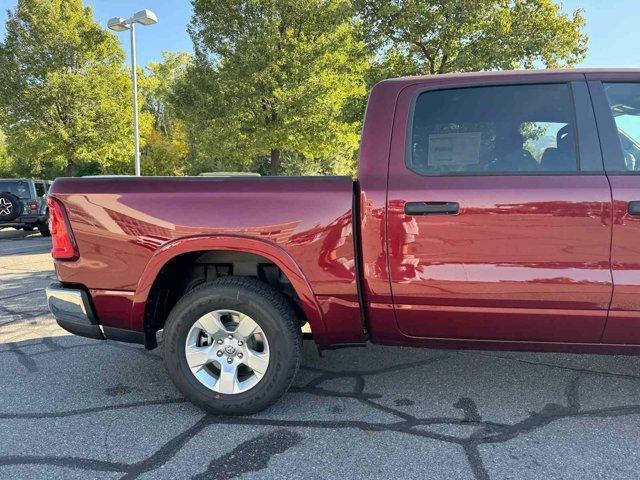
[427,132,482,171]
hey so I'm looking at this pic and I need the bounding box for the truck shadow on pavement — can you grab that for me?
[1,328,640,480]
[0,270,56,307]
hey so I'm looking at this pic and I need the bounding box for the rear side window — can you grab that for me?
[602,83,640,172]
[35,182,45,197]
[408,84,579,175]
[0,180,31,198]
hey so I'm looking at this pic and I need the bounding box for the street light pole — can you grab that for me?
[107,10,158,177]
[130,23,140,176]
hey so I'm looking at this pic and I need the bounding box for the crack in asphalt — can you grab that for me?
[6,341,38,372]
[2,260,640,480]
[1,343,640,479]
[0,456,129,473]
[0,303,49,324]
[472,351,640,382]
[0,288,46,302]
[0,398,189,420]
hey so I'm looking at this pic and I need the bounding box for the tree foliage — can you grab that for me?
[0,0,147,177]
[174,0,370,175]
[143,52,192,137]
[356,0,587,77]
[140,52,192,176]
[0,0,589,179]
[0,131,15,177]
[173,0,587,176]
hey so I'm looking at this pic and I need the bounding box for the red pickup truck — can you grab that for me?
[46,69,640,414]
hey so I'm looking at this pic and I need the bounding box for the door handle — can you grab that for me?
[404,202,460,216]
[628,201,640,216]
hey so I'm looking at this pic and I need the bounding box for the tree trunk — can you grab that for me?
[270,148,281,176]
[64,161,74,177]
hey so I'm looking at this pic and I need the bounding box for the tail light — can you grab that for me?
[23,201,38,214]
[48,197,79,261]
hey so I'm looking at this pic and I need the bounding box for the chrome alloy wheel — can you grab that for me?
[0,198,12,215]
[184,310,270,395]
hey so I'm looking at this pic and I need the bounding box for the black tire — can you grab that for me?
[38,220,50,237]
[162,276,301,415]
[23,226,34,231]
[0,192,22,222]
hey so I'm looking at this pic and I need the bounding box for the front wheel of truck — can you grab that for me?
[162,276,301,415]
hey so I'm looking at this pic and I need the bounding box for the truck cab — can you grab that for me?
[358,70,640,350]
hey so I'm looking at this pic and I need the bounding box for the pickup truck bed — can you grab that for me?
[49,176,362,345]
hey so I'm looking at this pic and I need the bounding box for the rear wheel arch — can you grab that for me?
[132,235,326,345]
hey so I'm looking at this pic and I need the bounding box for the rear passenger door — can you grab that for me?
[588,75,640,344]
[386,78,613,343]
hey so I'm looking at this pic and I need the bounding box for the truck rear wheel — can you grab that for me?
[162,276,301,415]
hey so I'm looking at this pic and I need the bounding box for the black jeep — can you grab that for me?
[0,179,51,237]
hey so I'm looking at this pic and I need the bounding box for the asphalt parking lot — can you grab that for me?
[2,229,640,479]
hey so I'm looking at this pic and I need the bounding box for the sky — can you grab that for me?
[0,0,637,68]
[0,0,193,66]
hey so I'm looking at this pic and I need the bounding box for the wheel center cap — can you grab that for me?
[224,345,236,355]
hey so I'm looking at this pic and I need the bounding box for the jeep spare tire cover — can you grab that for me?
[0,192,22,221]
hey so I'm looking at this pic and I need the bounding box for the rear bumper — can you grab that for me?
[45,283,144,345]
[45,283,103,339]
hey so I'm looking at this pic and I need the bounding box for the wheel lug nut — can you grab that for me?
[227,357,233,364]
[216,350,223,357]
[216,339,223,345]
[238,341,243,346]
[237,353,243,359]
[228,334,233,339]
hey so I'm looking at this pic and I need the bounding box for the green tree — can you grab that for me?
[356,0,587,77]
[0,0,146,177]
[144,52,192,137]
[140,52,192,176]
[175,0,370,176]
[0,131,15,177]
[140,127,190,176]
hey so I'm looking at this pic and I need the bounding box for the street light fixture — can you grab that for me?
[108,9,158,177]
